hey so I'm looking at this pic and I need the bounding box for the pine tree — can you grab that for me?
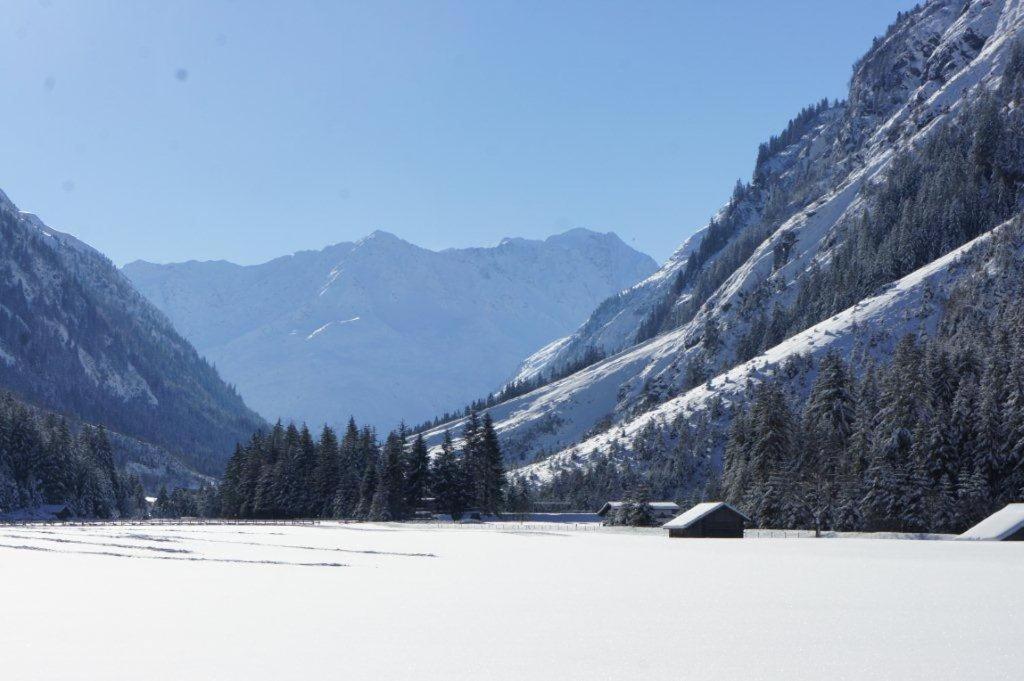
[477,413,505,514]
[155,485,170,519]
[332,419,363,518]
[747,382,794,484]
[618,486,654,526]
[861,455,899,532]
[403,434,430,514]
[430,430,465,517]
[722,409,753,505]
[803,352,855,479]
[354,442,379,520]
[900,459,929,533]
[930,474,958,533]
[461,410,483,508]
[957,466,991,528]
[288,424,318,517]
[976,347,1008,486]
[312,424,340,517]
[846,363,879,477]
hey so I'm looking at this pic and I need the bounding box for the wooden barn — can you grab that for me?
[958,503,1024,541]
[662,502,749,538]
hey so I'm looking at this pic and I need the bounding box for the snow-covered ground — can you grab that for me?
[1,523,1021,680]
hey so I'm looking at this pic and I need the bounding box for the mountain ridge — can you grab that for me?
[124,227,656,431]
[0,188,265,481]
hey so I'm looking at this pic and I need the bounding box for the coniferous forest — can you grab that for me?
[537,222,1024,533]
[189,410,509,520]
[0,392,147,518]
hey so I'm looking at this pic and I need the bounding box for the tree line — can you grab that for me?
[177,410,509,520]
[534,218,1024,532]
[0,392,147,518]
[723,328,1024,533]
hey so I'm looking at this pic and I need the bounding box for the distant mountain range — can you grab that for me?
[0,189,264,483]
[124,229,655,431]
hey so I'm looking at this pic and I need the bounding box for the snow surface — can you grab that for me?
[0,523,1021,680]
[959,503,1024,540]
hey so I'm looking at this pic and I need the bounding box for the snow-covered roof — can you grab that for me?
[958,504,1024,540]
[663,502,750,530]
[597,501,679,515]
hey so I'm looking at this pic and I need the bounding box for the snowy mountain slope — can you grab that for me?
[124,229,655,431]
[420,0,1024,473]
[0,188,264,479]
[514,218,1019,482]
[511,225,707,384]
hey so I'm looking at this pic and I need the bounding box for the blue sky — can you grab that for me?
[1,1,917,266]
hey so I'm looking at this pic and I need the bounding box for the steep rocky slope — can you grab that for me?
[0,189,264,478]
[421,0,1024,478]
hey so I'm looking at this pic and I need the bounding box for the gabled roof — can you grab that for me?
[662,502,750,529]
[959,503,1024,540]
[597,501,680,516]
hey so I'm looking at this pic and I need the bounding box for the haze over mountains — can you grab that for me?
[124,229,655,431]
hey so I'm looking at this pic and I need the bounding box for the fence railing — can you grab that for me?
[0,518,322,527]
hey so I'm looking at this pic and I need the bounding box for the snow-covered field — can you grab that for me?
[1,523,1021,680]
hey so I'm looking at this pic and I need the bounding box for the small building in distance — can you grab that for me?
[47,504,74,521]
[958,503,1024,541]
[663,502,750,538]
[597,501,680,525]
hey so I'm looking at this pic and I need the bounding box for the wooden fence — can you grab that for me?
[0,518,322,527]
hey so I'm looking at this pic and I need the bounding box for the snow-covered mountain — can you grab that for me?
[418,0,1024,479]
[0,188,264,481]
[124,229,656,431]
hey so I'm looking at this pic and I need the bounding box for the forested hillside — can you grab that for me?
[0,189,264,478]
[535,218,1024,532]
[417,0,1024,530]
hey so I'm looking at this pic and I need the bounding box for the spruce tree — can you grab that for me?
[313,424,340,517]
[478,413,505,514]
[354,442,379,520]
[403,433,430,514]
[430,430,464,517]
[462,410,483,508]
[332,419,363,518]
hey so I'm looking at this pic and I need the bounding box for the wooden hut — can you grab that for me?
[663,502,749,538]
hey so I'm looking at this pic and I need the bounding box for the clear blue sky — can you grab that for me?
[1,1,917,266]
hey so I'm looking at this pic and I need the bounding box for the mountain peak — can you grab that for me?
[126,226,658,431]
[358,229,406,245]
[544,227,630,249]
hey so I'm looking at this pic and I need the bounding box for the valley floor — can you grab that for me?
[0,522,1021,680]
